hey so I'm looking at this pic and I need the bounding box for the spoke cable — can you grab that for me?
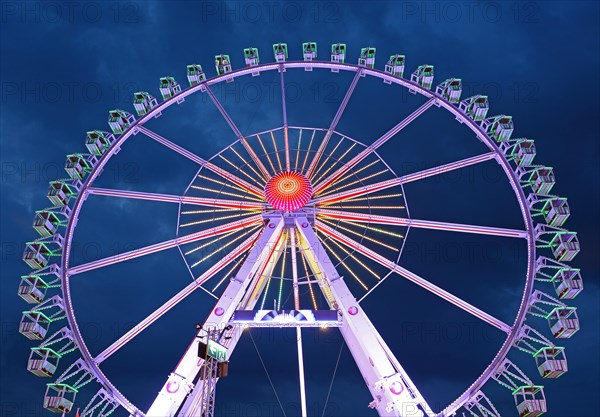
[321,341,345,417]
[248,330,288,417]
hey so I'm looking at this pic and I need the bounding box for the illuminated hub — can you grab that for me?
[264,171,312,211]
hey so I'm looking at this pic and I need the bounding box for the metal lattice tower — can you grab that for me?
[197,328,221,417]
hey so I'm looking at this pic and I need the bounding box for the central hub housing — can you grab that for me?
[264,171,313,212]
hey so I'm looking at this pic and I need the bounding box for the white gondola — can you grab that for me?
[514,325,569,379]
[552,268,583,299]
[384,55,405,83]
[548,306,580,338]
[528,290,580,338]
[19,295,65,340]
[28,347,60,377]
[32,210,61,237]
[534,347,568,378]
[215,55,233,82]
[535,256,583,300]
[85,130,115,155]
[18,274,49,304]
[23,235,63,270]
[547,230,580,262]
[47,179,80,207]
[273,43,288,63]
[481,115,514,142]
[514,386,547,417]
[358,47,376,71]
[64,153,96,180]
[517,165,555,195]
[18,264,61,304]
[108,109,135,134]
[19,311,51,340]
[187,64,206,87]
[159,76,183,100]
[330,43,346,71]
[44,384,77,413]
[459,95,489,121]
[43,359,95,413]
[493,359,547,417]
[436,78,462,103]
[243,48,260,76]
[542,198,570,227]
[511,139,536,166]
[27,327,76,378]
[302,42,317,71]
[411,65,434,90]
[133,91,158,116]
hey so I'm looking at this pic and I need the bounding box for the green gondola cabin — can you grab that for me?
[159,76,182,100]
[133,91,158,116]
[85,130,114,155]
[273,43,288,63]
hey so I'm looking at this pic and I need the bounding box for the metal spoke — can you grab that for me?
[280,70,291,171]
[69,216,262,275]
[189,224,262,268]
[257,134,277,175]
[320,237,369,290]
[313,98,436,195]
[316,220,512,333]
[312,139,356,186]
[306,69,363,178]
[86,187,266,210]
[313,152,497,206]
[93,230,260,364]
[318,168,389,197]
[319,217,399,251]
[271,131,284,172]
[241,229,286,309]
[300,129,317,175]
[311,136,344,183]
[317,159,380,194]
[227,148,267,187]
[190,184,264,202]
[137,126,264,198]
[297,239,319,310]
[294,129,302,172]
[317,209,528,239]
[205,86,271,179]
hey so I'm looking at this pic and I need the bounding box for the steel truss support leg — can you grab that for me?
[145,217,285,417]
[294,217,430,417]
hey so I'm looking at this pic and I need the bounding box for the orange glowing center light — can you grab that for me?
[264,171,313,211]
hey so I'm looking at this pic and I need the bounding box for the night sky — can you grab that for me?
[1,1,599,416]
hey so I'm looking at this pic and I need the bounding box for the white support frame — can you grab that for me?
[295,216,430,417]
[145,216,284,417]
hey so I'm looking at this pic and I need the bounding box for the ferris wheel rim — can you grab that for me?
[55,60,537,417]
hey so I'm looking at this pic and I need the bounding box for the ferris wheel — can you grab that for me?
[19,42,584,417]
